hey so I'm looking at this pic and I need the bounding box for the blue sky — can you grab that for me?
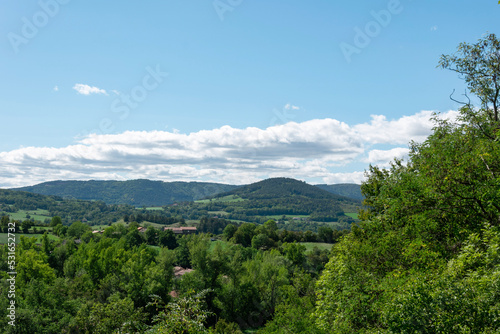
[0,0,499,187]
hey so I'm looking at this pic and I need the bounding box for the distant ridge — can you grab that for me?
[216,177,354,201]
[315,183,363,201]
[12,178,363,206]
[202,177,361,222]
[14,179,238,207]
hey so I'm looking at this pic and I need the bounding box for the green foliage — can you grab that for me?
[314,34,500,333]
[210,319,243,334]
[281,242,306,267]
[50,215,62,227]
[232,223,257,247]
[67,220,91,239]
[158,228,178,249]
[149,290,213,334]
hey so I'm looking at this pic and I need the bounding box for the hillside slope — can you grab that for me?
[198,177,361,223]
[315,183,363,201]
[14,179,238,207]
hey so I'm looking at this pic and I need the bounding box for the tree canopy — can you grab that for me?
[314,33,500,333]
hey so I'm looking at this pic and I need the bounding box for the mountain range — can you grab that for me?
[12,179,362,207]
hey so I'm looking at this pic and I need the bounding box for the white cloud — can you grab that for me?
[0,110,457,188]
[53,86,59,92]
[431,26,438,31]
[365,147,410,166]
[73,83,108,96]
[353,110,458,145]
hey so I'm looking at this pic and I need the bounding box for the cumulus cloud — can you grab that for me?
[0,111,457,188]
[73,84,108,96]
[353,110,458,145]
[365,147,410,166]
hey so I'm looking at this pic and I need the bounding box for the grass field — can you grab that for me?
[299,242,334,252]
[0,233,60,244]
[344,212,359,220]
[209,240,230,251]
[1,209,52,222]
[195,195,246,204]
[145,207,164,211]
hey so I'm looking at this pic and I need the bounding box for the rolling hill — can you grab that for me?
[315,183,363,201]
[14,179,238,207]
[194,177,362,223]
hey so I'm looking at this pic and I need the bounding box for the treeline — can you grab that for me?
[198,216,349,244]
[171,197,353,223]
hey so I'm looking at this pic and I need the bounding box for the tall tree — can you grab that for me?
[314,34,500,333]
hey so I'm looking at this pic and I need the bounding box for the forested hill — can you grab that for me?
[215,177,357,202]
[13,179,362,206]
[14,179,238,207]
[195,178,361,224]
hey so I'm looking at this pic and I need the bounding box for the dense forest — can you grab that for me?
[186,178,360,225]
[1,34,500,333]
[15,180,239,207]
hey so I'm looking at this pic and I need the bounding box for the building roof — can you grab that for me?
[173,266,193,278]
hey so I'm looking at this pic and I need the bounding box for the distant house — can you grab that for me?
[164,226,197,234]
[137,227,146,233]
[92,230,103,234]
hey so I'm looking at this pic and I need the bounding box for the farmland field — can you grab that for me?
[1,209,51,222]
[195,195,246,203]
[344,212,359,220]
[299,242,334,252]
[0,233,60,244]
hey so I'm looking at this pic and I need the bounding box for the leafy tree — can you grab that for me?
[222,223,238,240]
[50,216,62,227]
[232,223,256,247]
[251,233,274,250]
[17,248,56,288]
[159,229,178,249]
[210,319,243,334]
[67,221,91,239]
[149,290,213,334]
[317,226,333,243]
[0,215,9,232]
[53,223,67,236]
[146,226,158,245]
[314,33,500,333]
[281,242,306,267]
[21,220,32,233]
